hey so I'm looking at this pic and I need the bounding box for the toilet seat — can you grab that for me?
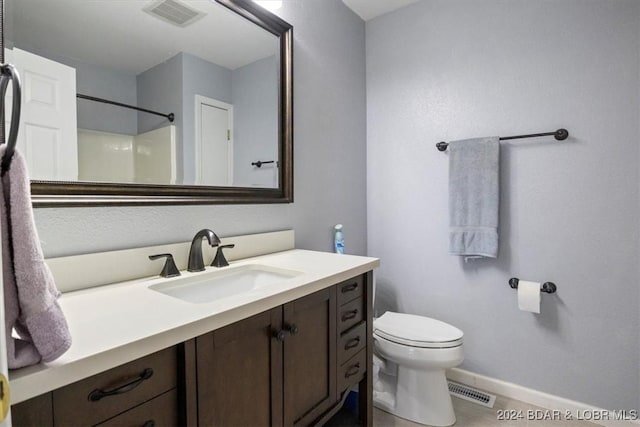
[373,312,463,349]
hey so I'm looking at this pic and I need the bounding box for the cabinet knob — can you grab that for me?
[273,329,287,342]
[286,324,299,335]
[142,421,155,427]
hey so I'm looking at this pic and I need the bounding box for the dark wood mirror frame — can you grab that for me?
[0,0,293,207]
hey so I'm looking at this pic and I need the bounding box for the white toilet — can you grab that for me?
[373,311,464,427]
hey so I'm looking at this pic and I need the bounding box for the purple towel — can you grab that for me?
[0,146,71,368]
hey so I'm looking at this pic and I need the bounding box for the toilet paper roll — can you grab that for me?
[517,280,541,314]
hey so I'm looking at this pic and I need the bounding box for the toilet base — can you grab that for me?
[374,365,456,427]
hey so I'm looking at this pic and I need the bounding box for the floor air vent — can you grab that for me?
[448,381,496,408]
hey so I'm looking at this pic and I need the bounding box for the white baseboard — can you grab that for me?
[447,368,640,427]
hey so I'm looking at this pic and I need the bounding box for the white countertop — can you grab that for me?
[9,249,379,404]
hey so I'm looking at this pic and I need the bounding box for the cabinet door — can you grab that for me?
[283,287,337,426]
[196,307,283,427]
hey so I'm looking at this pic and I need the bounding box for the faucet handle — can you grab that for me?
[149,253,181,278]
[211,244,235,268]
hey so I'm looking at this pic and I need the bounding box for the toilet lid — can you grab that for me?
[373,312,463,348]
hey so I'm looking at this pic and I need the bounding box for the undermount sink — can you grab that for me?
[148,264,302,304]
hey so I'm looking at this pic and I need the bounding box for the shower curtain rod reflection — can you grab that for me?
[77,94,175,123]
[435,128,569,152]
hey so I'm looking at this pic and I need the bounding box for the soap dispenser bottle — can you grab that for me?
[334,224,344,254]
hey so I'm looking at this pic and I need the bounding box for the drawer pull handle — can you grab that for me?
[345,337,361,350]
[345,363,360,378]
[88,368,154,402]
[341,283,358,293]
[341,309,358,321]
[143,421,155,427]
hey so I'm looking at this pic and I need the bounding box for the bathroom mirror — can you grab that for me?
[1,0,292,206]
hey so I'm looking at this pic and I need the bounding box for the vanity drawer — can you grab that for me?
[338,321,366,365]
[96,389,178,426]
[338,350,366,392]
[337,275,364,306]
[338,297,363,333]
[53,346,178,426]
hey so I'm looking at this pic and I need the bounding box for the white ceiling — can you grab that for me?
[6,0,421,75]
[6,0,278,74]
[341,0,421,21]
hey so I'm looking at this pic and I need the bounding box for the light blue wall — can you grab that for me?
[34,0,367,260]
[232,55,278,187]
[137,54,184,181]
[72,59,138,135]
[367,0,640,410]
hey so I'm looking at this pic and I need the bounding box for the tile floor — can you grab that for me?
[327,394,598,426]
[373,395,597,427]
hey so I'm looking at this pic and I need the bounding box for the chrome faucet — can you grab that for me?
[188,229,221,272]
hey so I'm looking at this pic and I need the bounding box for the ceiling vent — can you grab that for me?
[144,0,206,28]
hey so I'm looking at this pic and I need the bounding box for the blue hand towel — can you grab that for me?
[448,137,500,259]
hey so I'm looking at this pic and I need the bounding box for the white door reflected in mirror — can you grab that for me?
[6,48,78,181]
[196,96,233,186]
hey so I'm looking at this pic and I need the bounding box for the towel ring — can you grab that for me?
[0,63,22,176]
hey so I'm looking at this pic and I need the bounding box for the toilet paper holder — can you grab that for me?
[509,278,557,294]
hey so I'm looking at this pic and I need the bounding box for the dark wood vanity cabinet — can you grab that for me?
[195,287,338,426]
[192,273,373,427]
[11,393,53,426]
[11,272,374,427]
